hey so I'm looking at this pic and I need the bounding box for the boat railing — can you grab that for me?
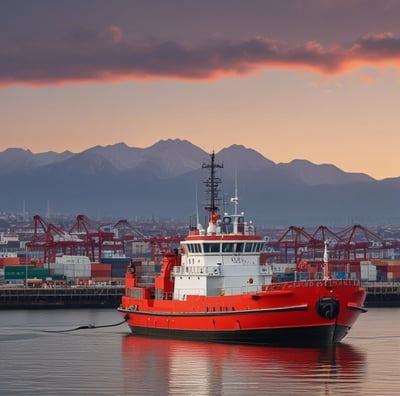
[154,289,174,300]
[220,285,268,296]
[172,266,221,276]
[220,278,361,296]
[267,279,360,290]
[290,271,360,282]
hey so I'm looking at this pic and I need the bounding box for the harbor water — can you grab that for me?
[1,308,400,395]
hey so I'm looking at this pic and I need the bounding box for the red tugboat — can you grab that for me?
[118,153,366,347]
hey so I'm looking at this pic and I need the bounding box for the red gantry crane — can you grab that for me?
[68,214,125,263]
[265,224,400,272]
[27,215,86,264]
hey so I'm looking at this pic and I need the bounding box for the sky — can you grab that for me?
[1,0,400,180]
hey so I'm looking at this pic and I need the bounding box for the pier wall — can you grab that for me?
[0,286,125,309]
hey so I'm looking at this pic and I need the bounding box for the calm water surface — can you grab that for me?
[1,308,400,395]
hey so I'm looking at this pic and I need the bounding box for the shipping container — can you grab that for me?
[50,274,66,281]
[0,257,21,267]
[63,263,90,278]
[51,255,91,278]
[111,265,127,278]
[360,261,377,280]
[49,263,64,275]
[91,263,112,278]
[4,266,50,280]
[387,272,400,281]
[101,257,130,265]
[384,265,400,272]
[91,263,112,270]
[56,255,91,266]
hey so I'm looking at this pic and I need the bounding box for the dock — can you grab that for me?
[1,282,400,308]
[0,286,125,309]
[363,282,400,307]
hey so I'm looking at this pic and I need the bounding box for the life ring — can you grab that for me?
[248,278,254,284]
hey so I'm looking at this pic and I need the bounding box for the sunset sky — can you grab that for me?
[1,0,400,179]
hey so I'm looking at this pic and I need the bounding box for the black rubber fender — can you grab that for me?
[316,297,340,320]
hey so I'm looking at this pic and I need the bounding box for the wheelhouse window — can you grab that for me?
[204,243,220,253]
[222,243,234,253]
[242,242,264,252]
[221,217,233,234]
[235,243,244,253]
[187,243,202,253]
[244,243,253,252]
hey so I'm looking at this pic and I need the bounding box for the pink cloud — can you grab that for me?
[359,73,376,83]
[1,28,400,86]
[97,26,123,44]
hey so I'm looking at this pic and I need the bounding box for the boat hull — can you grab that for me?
[119,280,366,347]
[123,322,348,347]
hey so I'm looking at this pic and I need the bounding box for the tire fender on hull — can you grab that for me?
[316,297,340,320]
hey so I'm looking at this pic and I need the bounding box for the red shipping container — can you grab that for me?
[0,257,21,267]
[91,263,111,270]
[385,265,400,272]
[91,263,112,278]
[387,271,400,280]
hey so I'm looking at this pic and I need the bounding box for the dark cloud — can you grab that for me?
[353,33,400,57]
[2,27,400,86]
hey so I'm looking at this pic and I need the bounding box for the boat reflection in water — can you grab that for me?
[121,336,366,395]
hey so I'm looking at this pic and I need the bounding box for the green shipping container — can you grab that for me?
[29,269,51,279]
[50,274,66,281]
[5,266,50,280]
[4,266,28,280]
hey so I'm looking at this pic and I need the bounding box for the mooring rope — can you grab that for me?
[42,314,129,333]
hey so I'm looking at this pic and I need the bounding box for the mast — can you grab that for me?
[231,169,239,234]
[323,240,331,280]
[202,152,223,230]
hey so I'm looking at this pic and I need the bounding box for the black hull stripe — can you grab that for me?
[118,304,308,317]
[125,324,350,347]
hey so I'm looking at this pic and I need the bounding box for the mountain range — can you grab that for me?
[1,139,399,226]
